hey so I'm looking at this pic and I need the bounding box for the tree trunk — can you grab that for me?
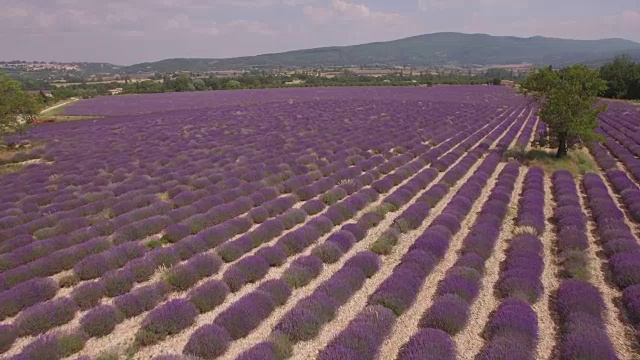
[556,133,568,158]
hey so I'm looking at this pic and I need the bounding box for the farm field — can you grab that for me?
[0,86,639,360]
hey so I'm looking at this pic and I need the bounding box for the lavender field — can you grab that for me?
[1,86,640,360]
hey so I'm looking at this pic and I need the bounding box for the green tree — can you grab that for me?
[522,65,607,158]
[599,55,640,99]
[225,80,243,90]
[0,72,41,138]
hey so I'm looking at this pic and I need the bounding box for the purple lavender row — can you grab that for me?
[517,166,545,234]
[317,157,502,359]
[0,142,423,295]
[7,120,461,348]
[514,108,536,148]
[396,163,519,360]
[596,122,640,184]
[314,107,528,359]
[61,86,522,116]
[551,171,618,359]
[582,174,640,348]
[193,109,524,359]
[476,167,545,359]
[589,141,640,223]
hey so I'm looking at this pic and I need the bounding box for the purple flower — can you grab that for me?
[397,328,456,360]
[182,324,231,359]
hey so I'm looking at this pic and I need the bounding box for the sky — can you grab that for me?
[1,0,639,65]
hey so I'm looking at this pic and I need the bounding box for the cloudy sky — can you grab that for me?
[1,0,639,65]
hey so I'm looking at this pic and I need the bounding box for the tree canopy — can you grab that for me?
[0,72,41,139]
[599,55,640,100]
[521,64,607,158]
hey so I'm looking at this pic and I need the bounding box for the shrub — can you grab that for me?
[341,223,366,242]
[316,267,367,305]
[369,267,423,316]
[279,208,307,230]
[80,305,123,338]
[58,329,88,357]
[559,329,617,360]
[275,307,324,343]
[283,255,324,288]
[555,280,605,321]
[217,241,246,262]
[370,228,400,255]
[114,283,170,318]
[248,207,269,224]
[320,305,395,359]
[71,280,106,310]
[622,285,640,324]
[236,342,279,360]
[358,211,384,229]
[394,202,430,232]
[301,199,325,216]
[419,294,469,335]
[214,291,276,339]
[307,216,334,235]
[237,255,270,282]
[257,279,292,306]
[102,269,135,297]
[0,277,58,320]
[484,298,538,345]
[137,299,199,346]
[188,279,230,313]
[186,252,222,278]
[477,336,535,360]
[16,297,78,336]
[0,324,17,353]
[610,253,640,288]
[16,334,62,360]
[559,250,591,281]
[496,270,543,303]
[125,257,157,282]
[312,242,344,264]
[325,230,356,252]
[436,276,479,303]
[344,251,380,277]
[397,328,456,360]
[257,245,287,267]
[165,263,200,292]
[163,224,191,243]
[321,188,347,205]
[182,324,232,359]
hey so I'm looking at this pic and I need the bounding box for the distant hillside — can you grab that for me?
[122,32,640,72]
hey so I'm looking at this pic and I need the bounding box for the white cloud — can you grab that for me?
[304,0,409,25]
[418,0,527,11]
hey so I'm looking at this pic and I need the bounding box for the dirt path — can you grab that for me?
[39,98,79,115]
[534,174,560,360]
[578,179,637,359]
[130,111,514,360]
[454,168,525,359]
[292,108,527,360]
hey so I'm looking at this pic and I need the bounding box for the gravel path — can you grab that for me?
[454,168,525,359]
[534,174,560,360]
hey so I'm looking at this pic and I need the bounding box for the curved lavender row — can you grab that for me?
[551,171,618,359]
[1,106,496,354]
[173,110,518,359]
[313,106,529,360]
[52,107,508,358]
[596,121,640,185]
[231,108,525,360]
[0,130,441,320]
[393,163,519,360]
[582,173,640,347]
[476,167,545,359]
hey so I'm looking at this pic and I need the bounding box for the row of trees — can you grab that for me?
[599,55,640,100]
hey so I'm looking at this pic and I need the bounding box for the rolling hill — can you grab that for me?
[122,32,640,72]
